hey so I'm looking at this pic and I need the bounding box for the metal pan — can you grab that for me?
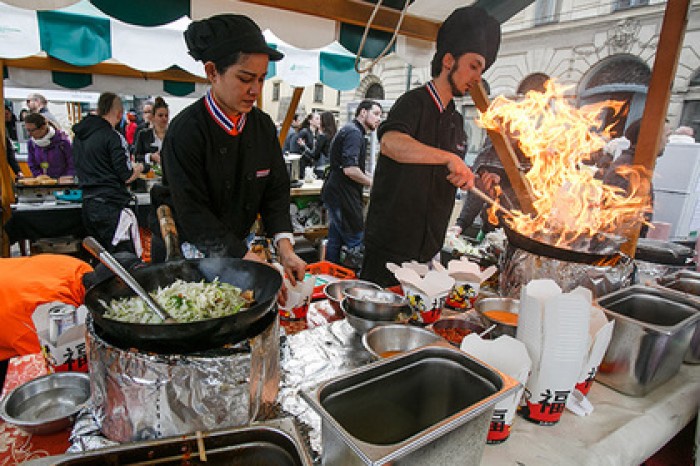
[503,224,621,265]
[84,257,282,354]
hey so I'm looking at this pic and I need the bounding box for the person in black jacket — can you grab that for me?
[73,92,144,253]
[161,14,306,282]
[362,6,501,286]
[134,96,169,171]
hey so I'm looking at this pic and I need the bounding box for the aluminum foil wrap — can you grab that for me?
[85,316,280,443]
[70,318,371,459]
[278,320,373,455]
[633,261,692,285]
[499,245,634,298]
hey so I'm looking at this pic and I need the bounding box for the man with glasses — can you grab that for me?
[26,93,60,129]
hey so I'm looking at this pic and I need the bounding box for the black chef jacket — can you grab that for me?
[162,99,292,258]
[363,84,467,286]
[321,119,367,233]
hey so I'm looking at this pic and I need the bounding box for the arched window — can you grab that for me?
[365,82,385,100]
[578,55,651,137]
[517,73,550,95]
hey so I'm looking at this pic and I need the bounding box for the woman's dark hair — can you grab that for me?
[300,113,313,130]
[153,96,169,112]
[24,112,47,127]
[97,92,121,116]
[213,52,242,75]
[320,111,337,140]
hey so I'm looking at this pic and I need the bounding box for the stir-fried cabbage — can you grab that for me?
[103,278,252,324]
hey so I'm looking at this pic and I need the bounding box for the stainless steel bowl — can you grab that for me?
[343,287,409,321]
[324,280,382,315]
[431,317,488,346]
[0,372,91,435]
[341,299,395,334]
[362,324,442,358]
[475,297,520,338]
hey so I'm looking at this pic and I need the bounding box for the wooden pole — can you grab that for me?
[0,59,14,257]
[470,81,536,215]
[278,87,304,147]
[620,0,690,257]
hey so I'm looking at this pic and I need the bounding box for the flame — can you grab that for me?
[477,80,651,252]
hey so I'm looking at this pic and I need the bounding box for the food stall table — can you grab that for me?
[279,316,699,466]
[481,363,700,465]
[4,193,151,254]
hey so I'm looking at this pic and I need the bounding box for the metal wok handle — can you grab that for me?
[82,236,176,323]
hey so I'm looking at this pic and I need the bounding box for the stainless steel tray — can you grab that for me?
[596,285,700,395]
[302,343,520,465]
[24,418,312,465]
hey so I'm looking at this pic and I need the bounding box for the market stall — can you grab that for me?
[1,1,699,465]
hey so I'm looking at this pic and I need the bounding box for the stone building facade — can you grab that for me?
[339,0,700,160]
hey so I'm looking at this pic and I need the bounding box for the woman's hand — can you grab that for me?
[276,239,307,286]
[150,151,161,164]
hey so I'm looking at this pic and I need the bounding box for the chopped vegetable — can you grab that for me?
[103,278,252,324]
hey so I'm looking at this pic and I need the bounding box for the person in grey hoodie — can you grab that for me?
[73,92,144,253]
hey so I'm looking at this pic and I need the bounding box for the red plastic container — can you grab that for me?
[305,261,356,300]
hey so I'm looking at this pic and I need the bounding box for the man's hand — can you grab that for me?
[476,171,501,196]
[445,153,476,190]
[150,152,161,164]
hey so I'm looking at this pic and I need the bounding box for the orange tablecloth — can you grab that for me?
[0,354,71,465]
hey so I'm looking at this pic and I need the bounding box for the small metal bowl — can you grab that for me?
[431,317,487,346]
[343,287,409,321]
[324,280,382,316]
[0,372,91,435]
[475,297,520,337]
[341,299,395,334]
[362,324,442,358]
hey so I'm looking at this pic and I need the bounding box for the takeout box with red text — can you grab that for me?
[32,302,89,373]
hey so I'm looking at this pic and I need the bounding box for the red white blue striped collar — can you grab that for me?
[426,81,446,113]
[204,90,247,136]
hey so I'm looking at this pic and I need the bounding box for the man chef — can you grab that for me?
[361,6,501,287]
[161,14,306,282]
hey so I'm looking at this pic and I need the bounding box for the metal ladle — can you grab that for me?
[82,236,177,323]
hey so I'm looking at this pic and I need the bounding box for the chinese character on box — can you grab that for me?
[31,302,89,373]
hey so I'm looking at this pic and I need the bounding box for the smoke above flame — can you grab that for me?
[477,80,652,252]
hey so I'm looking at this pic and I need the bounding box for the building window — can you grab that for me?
[314,84,324,103]
[613,0,649,11]
[272,82,280,102]
[336,90,341,107]
[365,82,385,100]
[534,0,559,26]
[517,73,550,95]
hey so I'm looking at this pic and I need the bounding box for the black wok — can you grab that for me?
[503,223,621,265]
[84,258,282,354]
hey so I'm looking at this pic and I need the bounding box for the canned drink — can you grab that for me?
[48,304,77,344]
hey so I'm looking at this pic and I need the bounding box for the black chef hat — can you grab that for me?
[184,14,283,63]
[436,6,501,72]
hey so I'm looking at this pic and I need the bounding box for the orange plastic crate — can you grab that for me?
[305,261,356,300]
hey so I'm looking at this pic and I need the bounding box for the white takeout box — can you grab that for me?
[387,263,454,312]
[516,280,591,424]
[278,275,315,318]
[461,334,531,441]
[32,302,89,373]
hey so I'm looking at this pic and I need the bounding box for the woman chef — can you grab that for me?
[161,14,306,283]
